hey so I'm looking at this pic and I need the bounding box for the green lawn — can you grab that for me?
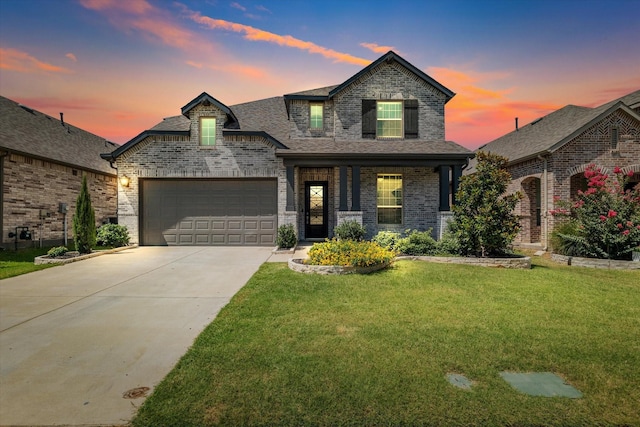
[133,256,639,426]
[0,247,54,279]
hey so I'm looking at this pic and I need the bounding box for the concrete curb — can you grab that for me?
[288,258,390,275]
[34,245,137,265]
[399,255,532,269]
[551,253,640,270]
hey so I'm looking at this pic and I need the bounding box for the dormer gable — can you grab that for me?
[181,92,240,129]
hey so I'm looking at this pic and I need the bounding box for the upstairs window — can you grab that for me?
[310,103,323,130]
[362,100,418,139]
[611,126,619,149]
[200,117,216,146]
[377,174,403,224]
[377,101,403,138]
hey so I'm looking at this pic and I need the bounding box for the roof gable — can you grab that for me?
[0,95,117,175]
[478,89,640,163]
[328,51,455,102]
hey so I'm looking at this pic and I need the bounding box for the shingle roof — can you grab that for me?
[0,95,117,175]
[477,89,640,163]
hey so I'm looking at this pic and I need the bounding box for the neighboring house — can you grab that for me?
[473,90,640,249]
[0,95,118,249]
[101,51,474,246]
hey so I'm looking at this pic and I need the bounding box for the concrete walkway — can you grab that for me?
[0,246,280,426]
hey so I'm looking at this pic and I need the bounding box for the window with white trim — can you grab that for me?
[377,174,402,224]
[200,117,216,146]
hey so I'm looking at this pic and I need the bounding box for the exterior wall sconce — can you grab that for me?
[120,175,130,187]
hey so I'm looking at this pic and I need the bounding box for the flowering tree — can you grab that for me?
[550,164,640,260]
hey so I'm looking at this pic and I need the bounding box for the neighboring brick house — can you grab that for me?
[0,95,118,249]
[473,89,640,249]
[101,51,474,246]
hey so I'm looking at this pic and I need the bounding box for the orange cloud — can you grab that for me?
[65,53,77,62]
[186,60,203,68]
[78,0,153,15]
[0,48,73,74]
[360,42,394,54]
[180,5,370,66]
[231,2,246,12]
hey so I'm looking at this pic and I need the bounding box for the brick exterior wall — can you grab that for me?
[505,109,640,248]
[1,153,116,248]
[360,166,439,239]
[333,62,447,141]
[288,61,447,142]
[116,105,284,244]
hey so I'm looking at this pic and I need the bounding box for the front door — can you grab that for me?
[305,181,328,239]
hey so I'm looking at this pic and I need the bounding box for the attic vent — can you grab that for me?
[611,126,619,149]
[531,117,543,125]
[19,105,34,114]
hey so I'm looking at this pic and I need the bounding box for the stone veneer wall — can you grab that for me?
[2,153,116,247]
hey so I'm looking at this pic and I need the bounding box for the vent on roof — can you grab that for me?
[531,117,543,125]
[19,104,35,114]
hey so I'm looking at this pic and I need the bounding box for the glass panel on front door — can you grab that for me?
[305,182,328,239]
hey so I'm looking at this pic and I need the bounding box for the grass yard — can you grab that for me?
[0,247,54,279]
[133,256,640,426]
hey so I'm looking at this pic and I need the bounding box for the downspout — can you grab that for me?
[538,154,548,251]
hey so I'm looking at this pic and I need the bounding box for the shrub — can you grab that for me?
[306,239,395,267]
[435,231,460,255]
[449,152,522,257]
[372,230,402,251]
[73,175,96,254]
[395,229,437,256]
[97,224,130,248]
[334,220,366,241]
[47,246,68,257]
[276,223,297,249]
[550,164,640,260]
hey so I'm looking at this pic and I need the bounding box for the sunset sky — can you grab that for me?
[1,0,639,150]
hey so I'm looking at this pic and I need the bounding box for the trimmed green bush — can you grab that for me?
[47,246,68,257]
[435,231,460,255]
[276,223,297,249]
[396,229,437,255]
[334,220,366,241]
[372,230,402,251]
[96,224,130,248]
[306,239,395,267]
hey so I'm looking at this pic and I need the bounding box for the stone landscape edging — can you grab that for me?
[34,245,137,265]
[288,258,389,275]
[400,255,532,269]
[551,253,640,270]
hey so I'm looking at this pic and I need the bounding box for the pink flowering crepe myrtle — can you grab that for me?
[550,164,640,260]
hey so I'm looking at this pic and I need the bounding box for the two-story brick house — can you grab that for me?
[102,51,473,246]
[474,89,640,249]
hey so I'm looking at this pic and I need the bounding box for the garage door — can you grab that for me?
[141,179,277,246]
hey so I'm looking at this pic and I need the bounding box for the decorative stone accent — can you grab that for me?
[288,258,389,275]
[35,245,135,265]
[551,254,640,270]
[402,255,531,269]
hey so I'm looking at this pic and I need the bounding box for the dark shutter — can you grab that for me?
[404,99,418,139]
[362,100,376,139]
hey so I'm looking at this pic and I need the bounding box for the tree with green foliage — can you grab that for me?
[73,175,96,254]
[449,151,522,257]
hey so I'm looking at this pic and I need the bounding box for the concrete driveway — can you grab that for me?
[0,246,274,426]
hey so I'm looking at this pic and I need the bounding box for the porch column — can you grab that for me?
[339,166,348,211]
[351,165,361,211]
[286,165,295,211]
[451,164,463,206]
[439,165,451,211]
